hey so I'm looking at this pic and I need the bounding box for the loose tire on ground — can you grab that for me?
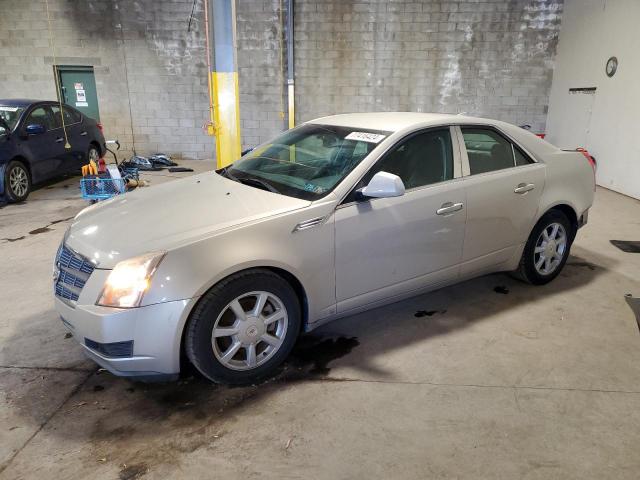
[185,269,301,385]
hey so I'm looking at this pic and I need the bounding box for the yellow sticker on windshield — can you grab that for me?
[345,132,386,144]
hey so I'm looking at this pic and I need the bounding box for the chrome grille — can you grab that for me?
[54,244,95,303]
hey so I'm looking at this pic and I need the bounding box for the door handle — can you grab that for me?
[436,202,464,216]
[514,183,535,194]
[55,137,64,143]
[80,131,87,136]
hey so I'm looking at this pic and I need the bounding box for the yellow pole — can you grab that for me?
[209,0,242,168]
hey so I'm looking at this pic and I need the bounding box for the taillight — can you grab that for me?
[576,148,597,171]
[576,147,597,191]
[535,133,546,139]
[96,123,104,133]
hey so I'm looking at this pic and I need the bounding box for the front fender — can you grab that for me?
[140,202,337,325]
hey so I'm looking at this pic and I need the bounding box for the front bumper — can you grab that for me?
[55,296,197,381]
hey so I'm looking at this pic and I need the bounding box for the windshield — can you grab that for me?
[224,124,390,200]
[0,106,25,131]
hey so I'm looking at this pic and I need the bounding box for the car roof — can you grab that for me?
[307,112,490,132]
[0,99,49,107]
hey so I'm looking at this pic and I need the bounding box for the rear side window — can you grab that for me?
[63,107,82,125]
[461,127,533,175]
[514,147,532,166]
[50,105,81,128]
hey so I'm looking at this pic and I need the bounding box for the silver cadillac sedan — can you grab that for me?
[54,113,595,384]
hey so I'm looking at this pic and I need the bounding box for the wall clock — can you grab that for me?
[606,56,618,77]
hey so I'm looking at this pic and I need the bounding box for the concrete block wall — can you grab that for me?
[0,0,214,160]
[237,0,288,150]
[0,0,563,160]
[294,0,563,133]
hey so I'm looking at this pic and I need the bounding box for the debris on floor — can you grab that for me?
[119,463,149,480]
[493,286,510,294]
[610,240,640,253]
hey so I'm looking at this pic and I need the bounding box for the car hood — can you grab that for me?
[65,171,310,268]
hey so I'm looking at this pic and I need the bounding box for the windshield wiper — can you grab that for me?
[218,166,280,194]
[218,166,236,180]
[237,177,280,194]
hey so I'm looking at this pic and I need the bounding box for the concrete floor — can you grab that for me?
[1,163,640,479]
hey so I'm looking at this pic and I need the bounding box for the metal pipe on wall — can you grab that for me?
[286,0,295,129]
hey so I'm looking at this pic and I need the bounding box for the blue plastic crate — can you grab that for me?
[80,176,126,200]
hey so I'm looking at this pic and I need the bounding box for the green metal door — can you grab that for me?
[57,66,100,121]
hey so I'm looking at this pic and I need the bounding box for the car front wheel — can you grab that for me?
[4,160,31,202]
[515,210,573,285]
[185,269,301,384]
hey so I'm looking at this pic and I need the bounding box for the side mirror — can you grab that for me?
[357,171,406,199]
[25,124,46,135]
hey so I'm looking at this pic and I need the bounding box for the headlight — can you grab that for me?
[97,251,166,308]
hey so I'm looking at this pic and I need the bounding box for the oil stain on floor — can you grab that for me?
[415,309,447,318]
[79,334,361,477]
[610,240,640,253]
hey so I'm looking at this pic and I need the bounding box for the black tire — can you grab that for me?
[185,269,301,385]
[515,210,574,285]
[4,160,31,202]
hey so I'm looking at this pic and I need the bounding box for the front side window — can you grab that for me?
[24,107,53,131]
[0,106,25,131]
[461,127,532,175]
[343,128,454,203]
[371,128,453,189]
[224,124,389,200]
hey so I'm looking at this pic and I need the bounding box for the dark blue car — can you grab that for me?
[0,99,106,202]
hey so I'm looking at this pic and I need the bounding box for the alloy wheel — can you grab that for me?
[9,166,28,198]
[211,291,288,371]
[88,148,99,162]
[533,222,567,275]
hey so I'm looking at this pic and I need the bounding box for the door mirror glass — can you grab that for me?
[25,124,46,135]
[358,171,405,199]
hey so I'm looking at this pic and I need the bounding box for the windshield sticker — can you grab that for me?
[0,106,19,112]
[345,131,386,144]
[304,183,326,194]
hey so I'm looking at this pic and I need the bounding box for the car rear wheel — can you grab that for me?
[185,269,301,384]
[88,145,100,163]
[515,210,573,285]
[4,160,31,202]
